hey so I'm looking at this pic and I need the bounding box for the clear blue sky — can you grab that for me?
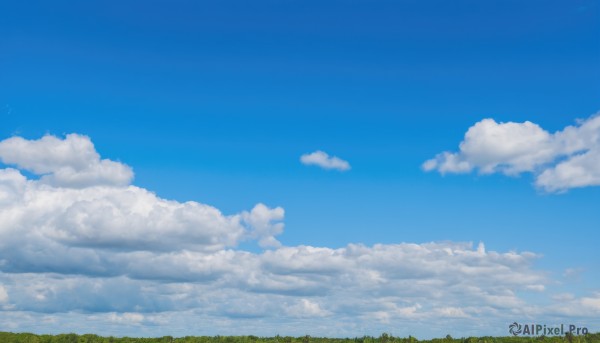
[0,0,599,337]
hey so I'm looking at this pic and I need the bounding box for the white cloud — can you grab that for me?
[423,113,600,192]
[0,284,8,303]
[0,133,598,337]
[242,203,285,248]
[300,150,351,171]
[0,174,285,270]
[285,299,330,318]
[0,134,133,188]
[536,149,600,192]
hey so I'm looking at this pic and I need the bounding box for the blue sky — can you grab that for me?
[0,0,599,338]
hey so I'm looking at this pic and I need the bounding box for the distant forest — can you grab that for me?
[0,332,599,343]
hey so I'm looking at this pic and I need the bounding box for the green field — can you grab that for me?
[1,333,599,343]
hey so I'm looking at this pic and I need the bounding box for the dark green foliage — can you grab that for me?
[0,332,599,343]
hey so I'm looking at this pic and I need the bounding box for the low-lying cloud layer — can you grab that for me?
[0,134,598,337]
[423,113,600,192]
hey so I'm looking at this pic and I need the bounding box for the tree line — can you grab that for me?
[0,332,598,343]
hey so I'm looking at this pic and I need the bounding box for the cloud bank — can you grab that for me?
[423,113,600,192]
[0,134,598,337]
[300,151,351,171]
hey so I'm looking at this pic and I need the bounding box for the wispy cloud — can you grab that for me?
[300,150,351,171]
[423,112,600,192]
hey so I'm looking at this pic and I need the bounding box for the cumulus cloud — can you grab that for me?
[0,172,286,275]
[242,204,285,248]
[300,150,351,171]
[0,133,598,337]
[0,134,286,275]
[0,134,133,188]
[423,113,600,192]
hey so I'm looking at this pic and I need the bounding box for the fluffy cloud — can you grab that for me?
[0,172,285,277]
[242,204,285,248]
[0,134,285,276]
[300,151,351,171]
[536,149,600,192]
[0,133,598,337]
[0,134,134,188]
[423,113,600,192]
